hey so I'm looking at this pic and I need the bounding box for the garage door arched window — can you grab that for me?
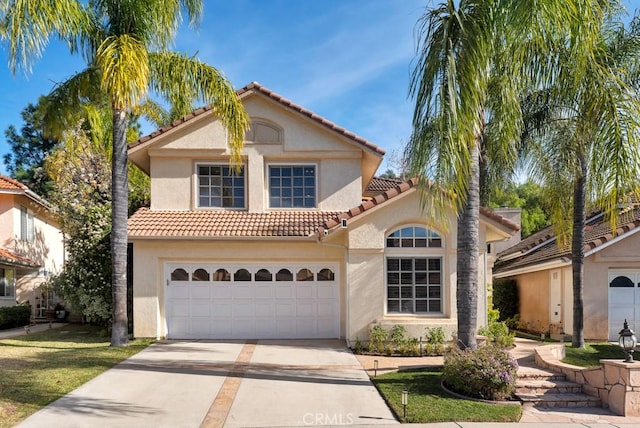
[171,268,189,281]
[610,276,635,288]
[192,268,210,281]
[213,269,230,281]
[297,268,314,281]
[385,226,443,314]
[255,269,273,281]
[234,269,251,281]
[317,268,335,281]
[276,269,293,281]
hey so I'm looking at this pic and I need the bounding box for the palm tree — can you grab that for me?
[1,0,249,346]
[407,0,608,349]
[522,12,640,348]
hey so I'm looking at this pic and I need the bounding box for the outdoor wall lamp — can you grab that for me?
[618,319,637,363]
[401,390,408,419]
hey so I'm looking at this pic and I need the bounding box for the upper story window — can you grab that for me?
[269,165,316,208]
[385,226,444,315]
[197,165,245,209]
[20,206,34,243]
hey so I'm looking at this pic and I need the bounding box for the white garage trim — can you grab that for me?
[164,262,340,339]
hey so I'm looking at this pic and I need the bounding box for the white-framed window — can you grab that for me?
[385,226,444,314]
[0,268,15,298]
[20,206,34,243]
[197,164,245,208]
[268,165,316,208]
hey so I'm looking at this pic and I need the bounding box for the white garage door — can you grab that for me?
[165,263,340,339]
[608,270,640,340]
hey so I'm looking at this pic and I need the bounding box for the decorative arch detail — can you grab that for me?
[245,119,283,144]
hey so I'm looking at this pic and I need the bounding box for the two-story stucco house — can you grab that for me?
[127,82,519,341]
[0,175,64,317]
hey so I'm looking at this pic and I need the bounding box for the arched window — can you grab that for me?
[255,269,273,281]
[610,276,635,287]
[192,268,210,281]
[296,268,314,281]
[170,268,189,281]
[234,269,251,281]
[386,226,442,248]
[385,226,443,314]
[213,269,231,281]
[276,269,293,281]
[317,268,335,281]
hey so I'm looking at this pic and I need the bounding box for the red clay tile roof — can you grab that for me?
[128,209,344,238]
[0,248,39,268]
[129,82,385,156]
[0,174,28,191]
[366,177,404,194]
[495,205,640,274]
[128,178,519,239]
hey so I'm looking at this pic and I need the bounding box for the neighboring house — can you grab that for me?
[494,203,640,341]
[0,175,64,317]
[127,82,519,341]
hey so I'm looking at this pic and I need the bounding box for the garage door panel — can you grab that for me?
[609,271,640,341]
[166,263,339,339]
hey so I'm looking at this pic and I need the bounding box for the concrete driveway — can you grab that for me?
[17,339,397,428]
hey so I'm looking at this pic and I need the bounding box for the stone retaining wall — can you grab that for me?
[534,343,640,416]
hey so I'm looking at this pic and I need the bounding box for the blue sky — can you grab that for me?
[0,1,425,175]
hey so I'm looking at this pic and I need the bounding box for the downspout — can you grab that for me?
[316,232,350,345]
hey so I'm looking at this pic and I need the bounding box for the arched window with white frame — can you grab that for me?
[385,225,443,314]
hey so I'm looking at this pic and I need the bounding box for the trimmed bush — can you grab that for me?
[0,304,31,330]
[493,278,519,321]
[443,344,518,401]
[425,326,446,344]
[369,324,388,354]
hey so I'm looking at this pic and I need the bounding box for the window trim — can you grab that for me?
[194,162,247,210]
[266,162,318,209]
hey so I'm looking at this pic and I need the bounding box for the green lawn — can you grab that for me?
[563,342,627,367]
[372,368,522,423]
[0,324,153,428]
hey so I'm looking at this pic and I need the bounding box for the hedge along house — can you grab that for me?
[127,82,519,341]
[0,175,65,318]
[493,202,640,341]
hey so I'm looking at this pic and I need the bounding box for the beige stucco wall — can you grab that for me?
[131,239,345,339]
[514,269,550,333]
[146,96,366,213]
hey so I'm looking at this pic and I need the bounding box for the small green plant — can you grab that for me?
[443,344,518,401]
[369,324,388,354]
[425,326,446,344]
[390,325,407,353]
[479,308,516,348]
[353,338,364,354]
[406,337,420,356]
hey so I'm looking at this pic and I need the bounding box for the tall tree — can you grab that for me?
[1,0,249,346]
[407,0,607,349]
[2,100,58,197]
[522,11,640,348]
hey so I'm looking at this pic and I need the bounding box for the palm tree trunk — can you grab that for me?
[111,108,129,347]
[571,155,586,349]
[456,140,480,350]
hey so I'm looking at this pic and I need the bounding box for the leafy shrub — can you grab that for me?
[353,338,365,354]
[443,344,518,401]
[369,324,388,354]
[390,325,407,353]
[425,326,446,344]
[0,304,31,329]
[493,278,519,321]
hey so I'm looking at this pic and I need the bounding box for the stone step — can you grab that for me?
[516,392,601,408]
[516,379,583,395]
[517,367,566,381]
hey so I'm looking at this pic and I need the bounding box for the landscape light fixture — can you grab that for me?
[401,390,408,419]
[618,319,637,363]
[373,359,378,377]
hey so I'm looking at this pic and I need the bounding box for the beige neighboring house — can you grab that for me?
[127,82,519,341]
[494,203,640,341]
[0,175,64,318]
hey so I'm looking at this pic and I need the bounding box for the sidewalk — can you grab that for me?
[0,322,67,339]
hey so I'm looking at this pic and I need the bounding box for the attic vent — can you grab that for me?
[245,120,283,144]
